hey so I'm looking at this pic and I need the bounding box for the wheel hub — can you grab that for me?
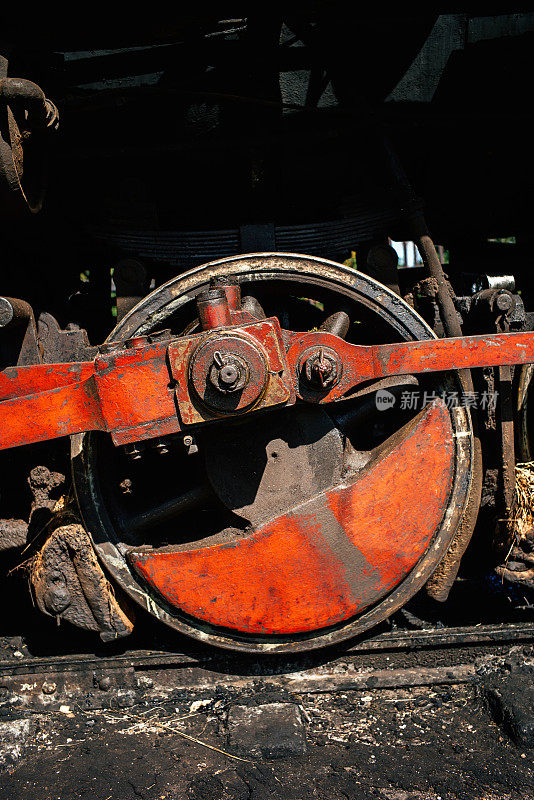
[189,333,266,412]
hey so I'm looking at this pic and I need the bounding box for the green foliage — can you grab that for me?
[344,251,358,270]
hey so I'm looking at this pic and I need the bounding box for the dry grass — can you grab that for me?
[508,462,534,543]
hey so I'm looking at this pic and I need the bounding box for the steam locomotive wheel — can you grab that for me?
[71,254,473,653]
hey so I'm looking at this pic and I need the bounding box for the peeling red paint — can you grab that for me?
[129,403,454,635]
[1,322,534,451]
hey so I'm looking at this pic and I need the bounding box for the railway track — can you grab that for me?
[1,621,532,714]
[2,621,534,676]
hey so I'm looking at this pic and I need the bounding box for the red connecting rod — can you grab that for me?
[1,322,534,452]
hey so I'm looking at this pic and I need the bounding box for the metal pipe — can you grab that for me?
[0,78,48,128]
[196,288,231,330]
[127,485,209,534]
[414,231,462,339]
[0,296,33,328]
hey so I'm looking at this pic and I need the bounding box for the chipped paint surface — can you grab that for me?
[1,313,534,452]
[129,403,453,635]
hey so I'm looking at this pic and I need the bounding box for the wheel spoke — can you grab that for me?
[319,310,350,338]
[241,295,266,319]
[347,374,419,400]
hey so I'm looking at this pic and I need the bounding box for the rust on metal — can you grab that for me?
[169,317,292,424]
[69,255,474,653]
[0,56,59,216]
[196,287,232,330]
[31,524,134,641]
[129,402,453,634]
[2,318,534,451]
[0,253,529,651]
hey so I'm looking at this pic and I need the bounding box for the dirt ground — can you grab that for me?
[0,677,533,800]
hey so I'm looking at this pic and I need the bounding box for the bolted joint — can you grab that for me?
[187,332,269,413]
[209,350,249,393]
[300,346,342,390]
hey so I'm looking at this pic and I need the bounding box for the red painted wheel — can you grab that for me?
[72,254,473,653]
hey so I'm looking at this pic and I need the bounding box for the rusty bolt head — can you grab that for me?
[189,333,267,413]
[495,291,514,313]
[209,351,249,393]
[42,681,57,695]
[183,435,194,447]
[153,439,169,455]
[301,347,342,390]
[124,443,143,461]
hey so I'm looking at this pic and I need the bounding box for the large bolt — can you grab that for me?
[189,333,267,412]
[300,347,342,390]
[209,351,249,393]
